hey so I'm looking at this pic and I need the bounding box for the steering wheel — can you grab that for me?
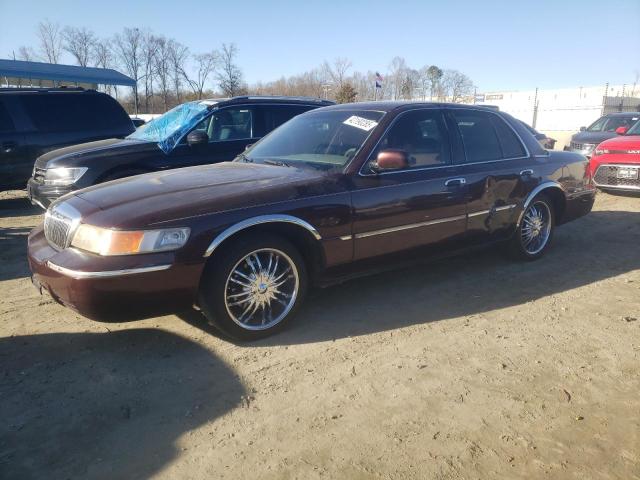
[344,147,357,160]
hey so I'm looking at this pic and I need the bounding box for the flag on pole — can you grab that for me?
[375,72,383,89]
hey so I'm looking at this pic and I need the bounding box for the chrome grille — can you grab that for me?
[44,203,81,250]
[570,141,583,150]
[33,167,46,183]
[594,165,640,189]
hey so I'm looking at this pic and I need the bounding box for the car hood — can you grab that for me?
[35,138,159,169]
[69,162,332,228]
[596,135,640,150]
[571,131,617,145]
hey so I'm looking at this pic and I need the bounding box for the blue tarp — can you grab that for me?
[0,59,136,87]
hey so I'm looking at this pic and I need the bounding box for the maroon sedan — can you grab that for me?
[28,102,596,340]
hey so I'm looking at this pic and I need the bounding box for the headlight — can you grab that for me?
[583,144,596,153]
[44,167,88,186]
[71,225,190,255]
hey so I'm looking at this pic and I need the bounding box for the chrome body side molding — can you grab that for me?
[354,215,466,239]
[47,262,171,279]
[203,214,322,257]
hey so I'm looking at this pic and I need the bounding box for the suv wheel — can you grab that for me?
[198,234,307,341]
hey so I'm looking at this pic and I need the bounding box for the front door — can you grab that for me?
[169,106,256,167]
[351,108,467,260]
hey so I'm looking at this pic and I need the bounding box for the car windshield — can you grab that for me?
[626,120,640,135]
[127,101,213,153]
[241,109,385,170]
[586,115,639,132]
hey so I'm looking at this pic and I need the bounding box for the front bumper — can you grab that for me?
[26,178,75,209]
[28,225,203,321]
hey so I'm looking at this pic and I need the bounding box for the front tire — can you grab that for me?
[198,234,308,341]
[509,194,555,260]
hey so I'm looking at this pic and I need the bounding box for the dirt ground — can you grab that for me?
[0,190,638,480]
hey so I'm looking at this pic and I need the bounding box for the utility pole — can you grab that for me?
[532,87,538,128]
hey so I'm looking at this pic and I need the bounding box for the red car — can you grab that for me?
[590,121,640,192]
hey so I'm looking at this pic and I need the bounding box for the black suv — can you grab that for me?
[566,112,640,157]
[27,96,334,208]
[0,88,134,192]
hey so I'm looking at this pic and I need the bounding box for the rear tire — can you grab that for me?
[198,233,308,341]
[509,194,555,261]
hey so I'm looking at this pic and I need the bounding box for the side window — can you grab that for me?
[451,110,502,162]
[0,100,15,133]
[256,105,313,137]
[20,94,88,132]
[490,116,527,158]
[370,109,451,169]
[88,95,131,130]
[208,107,253,141]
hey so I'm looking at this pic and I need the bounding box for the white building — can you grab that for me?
[476,84,640,148]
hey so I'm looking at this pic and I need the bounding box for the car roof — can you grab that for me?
[318,101,506,113]
[605,112,640,117]
[202,95,335,107]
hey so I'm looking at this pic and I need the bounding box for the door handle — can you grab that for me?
[520,169,534,177]
[2,142,17,154]
[444,177,466,187]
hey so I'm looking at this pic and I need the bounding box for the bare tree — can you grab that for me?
[442,69,474,103]
[153,36,172,111]
[140,32,158,112]
[322,57,352,89]
[63,26,96,67]
[399,69,420,100]
[37,20,63,63]
[217,43,244,97]
[425,65,443,101]
[167,40,189,103]
[114,27,144,113]
[17,46,37,61]
[388,56,407,100]
[185,52,218,99]
[93,39,116,95]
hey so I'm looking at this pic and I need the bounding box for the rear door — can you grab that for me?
[351,107,467,260]
[253,104,317,138]
[0,97,28,189]
[446,108,535,244]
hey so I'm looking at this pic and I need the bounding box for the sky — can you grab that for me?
[1,0,639,92]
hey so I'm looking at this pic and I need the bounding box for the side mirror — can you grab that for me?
[187,130,209,146]
[579,126,586,132]
[371,149,409,172]
[615,126,628,135]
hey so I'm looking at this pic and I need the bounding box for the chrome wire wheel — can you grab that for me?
[520,200,552,255]
[224,248,299,331]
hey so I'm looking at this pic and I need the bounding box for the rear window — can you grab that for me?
[490,116,527,158]
[0,100,15,133]
[20,93,130,133]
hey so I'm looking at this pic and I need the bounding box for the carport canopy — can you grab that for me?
[0,59,135,87]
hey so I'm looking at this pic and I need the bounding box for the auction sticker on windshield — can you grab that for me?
[343,116,378,131]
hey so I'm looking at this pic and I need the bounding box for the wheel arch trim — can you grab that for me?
[203,214,322,258]
[517,181,566,227]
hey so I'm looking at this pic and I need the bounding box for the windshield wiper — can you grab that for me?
[263,159,292,168]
